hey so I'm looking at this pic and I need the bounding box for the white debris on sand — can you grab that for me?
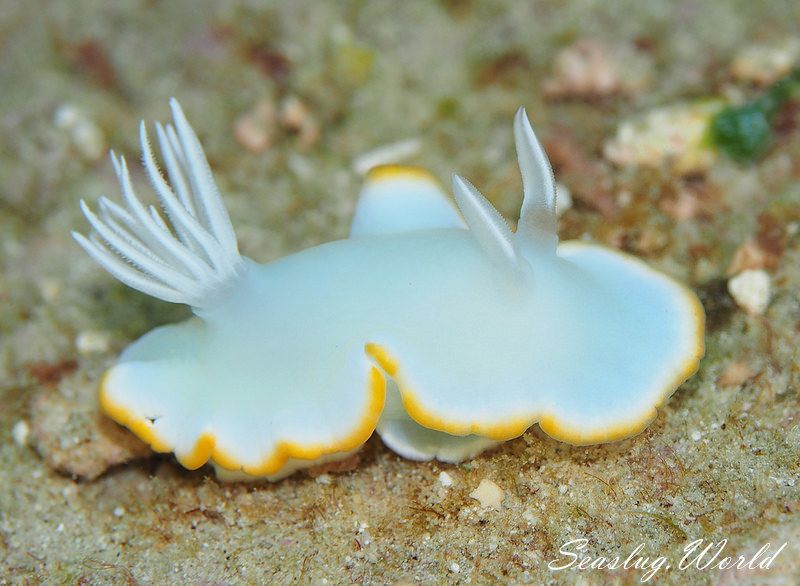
[469,478,504,510]
[604,101,723,176]
[53,103,105,162]
[279,95,320,151]
[75,330,111,355]
[543,39,652,99]
[234,98,276,153]
[438,471,453,487]
[315,473,332,485]
[728,269,771,315]
[730,39,800,87]
[12,420,30,447]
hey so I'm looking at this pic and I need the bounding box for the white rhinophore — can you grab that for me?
[514,106,557,242]
[451,173,517,267]
[448,107,559,270]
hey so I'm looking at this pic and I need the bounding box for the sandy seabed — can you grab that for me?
[1,1,799,583]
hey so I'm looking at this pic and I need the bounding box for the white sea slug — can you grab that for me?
[73,100,704,480]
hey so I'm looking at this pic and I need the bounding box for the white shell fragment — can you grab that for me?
[603,101,723,176]
[75,102,705,480]
[469,479,505,509]
[728,269,771,315]
[75,330,111,355]
[438,471,454,487]
[12,420,30,447]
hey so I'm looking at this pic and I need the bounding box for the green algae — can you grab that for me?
[711,68,800,162]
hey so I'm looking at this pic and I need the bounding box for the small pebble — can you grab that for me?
[279,95,320,150]
[12,420,30,447]
[438,471,453,487]
[315,473,332,485]
[728,269,771,315]
[75,330,111,355]
[469,479,504,509]
[53,103,104,161]
[543,39,651,99]
[113,506,125,517]
[234,98,276,153]
[691,430,702,441]
[449,562,461,574]
[54,104,81,129]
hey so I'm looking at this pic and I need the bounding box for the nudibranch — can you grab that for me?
[74,100,704,480]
